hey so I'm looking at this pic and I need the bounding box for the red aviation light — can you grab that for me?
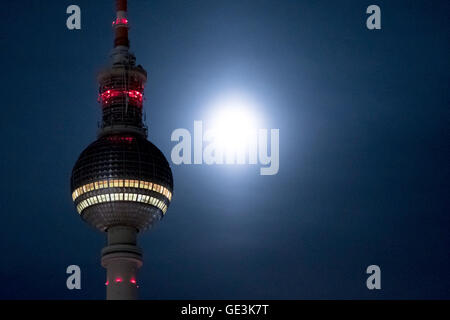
[107,136,134,143]
[112,18,128,26]
[127,90,143,100]
[130,279,137,284]
[101,89,121,100]
[100,89,143,105]
[115,277,123,283]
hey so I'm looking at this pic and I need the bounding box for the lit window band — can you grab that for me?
[76,193,168,215]
[72,179,172,202]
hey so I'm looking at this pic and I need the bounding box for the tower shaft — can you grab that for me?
[101,226,143,300]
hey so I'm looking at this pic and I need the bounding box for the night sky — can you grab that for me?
[1,0,449,299]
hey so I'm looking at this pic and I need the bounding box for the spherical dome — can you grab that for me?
[71,134,173,232]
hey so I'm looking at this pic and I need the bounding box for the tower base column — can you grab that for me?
[101,226,143,300]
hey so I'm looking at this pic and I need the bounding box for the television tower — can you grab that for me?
[70,0,173,300]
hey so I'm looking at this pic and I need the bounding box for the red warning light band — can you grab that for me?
[99,89,143,106]
[113,18,128,26]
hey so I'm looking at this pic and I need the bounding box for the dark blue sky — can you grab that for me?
[0,0,449,299]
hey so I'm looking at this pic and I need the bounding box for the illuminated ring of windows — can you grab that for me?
[76,193,168,215]
[72,179,172,202]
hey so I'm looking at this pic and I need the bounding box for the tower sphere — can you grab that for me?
[71,134,173,232]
